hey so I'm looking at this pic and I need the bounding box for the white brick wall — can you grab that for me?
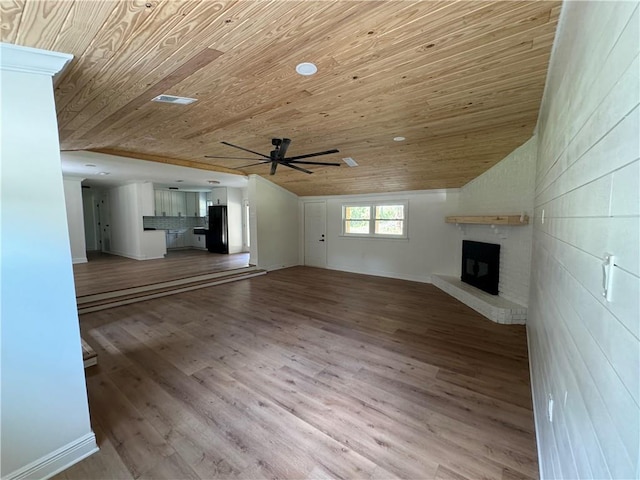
[529,2,639,479]
[457,137,537,307]
[432,275,527,325]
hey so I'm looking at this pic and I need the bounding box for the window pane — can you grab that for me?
[375,205,404,220]
[345,206,370,220]
[345,220,370,234]
[375,220,404,235]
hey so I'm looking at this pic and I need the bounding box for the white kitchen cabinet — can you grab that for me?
[198,192,208,216]
[166,230,187,249]
[170,191,185,216]
[155,190,164,216]
[175,232,185,248]
[209,187,227,206]
[185,192,199,217]
[155,190,173,216]
[165,231,176,249]
[154,190,161,216]
[192,234,206,250]
[155,190,189,216]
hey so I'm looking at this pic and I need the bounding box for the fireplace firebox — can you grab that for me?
[461,240,500,295]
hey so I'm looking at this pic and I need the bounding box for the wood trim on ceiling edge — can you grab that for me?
[89,148,246,176]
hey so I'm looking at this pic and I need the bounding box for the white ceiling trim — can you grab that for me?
[0,43,72,76]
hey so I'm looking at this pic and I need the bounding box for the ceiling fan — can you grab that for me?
[205,138,340,175]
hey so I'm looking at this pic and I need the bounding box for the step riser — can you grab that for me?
[78,271,266,315]
[77,266,259,305]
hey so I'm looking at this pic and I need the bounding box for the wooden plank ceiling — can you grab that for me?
[1,0,561,196]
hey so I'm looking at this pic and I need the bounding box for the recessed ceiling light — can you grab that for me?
[393,136,406,142]
[84,163,96,167]
[342,157,358,167]
[151,94,197,105]
[208,180,220,185]
[175,180,184,182]
[98,171,110,175]
[296,62,317,76]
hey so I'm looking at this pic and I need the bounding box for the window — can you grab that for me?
[342,202,407,238]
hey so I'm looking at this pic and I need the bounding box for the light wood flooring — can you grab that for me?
[73,250,250,297]
[59,267,538,480]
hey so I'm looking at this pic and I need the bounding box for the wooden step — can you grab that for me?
[77,268,266,315]
[77,266,260,305]
[82,338,97,368]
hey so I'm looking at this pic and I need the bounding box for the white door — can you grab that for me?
[304,201,327,267]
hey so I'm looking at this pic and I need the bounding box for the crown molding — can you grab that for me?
[0,43,73,76]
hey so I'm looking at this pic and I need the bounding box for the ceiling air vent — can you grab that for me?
[151,94,197,105]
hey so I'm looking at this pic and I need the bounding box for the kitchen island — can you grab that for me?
[141,229,166,259]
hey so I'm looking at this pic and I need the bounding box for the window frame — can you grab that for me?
[341,201,408,239]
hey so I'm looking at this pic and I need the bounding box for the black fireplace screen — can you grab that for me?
[461,240,500,295]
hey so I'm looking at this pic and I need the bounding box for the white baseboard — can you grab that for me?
[325,263,432,284]
[106,250,151,261]
[104,249,139,260]
[72,257,88,264]
[262,262,299,272]
[4,432,98,480]
[526,324,545,480]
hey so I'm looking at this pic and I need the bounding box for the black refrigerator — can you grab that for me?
[207,206,229,254]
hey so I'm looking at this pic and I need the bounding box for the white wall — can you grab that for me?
[63,177,88,264]
[248,175,300,271]
[457,138,536,306]
[301,190,460,283]
[108,182,164,260]
[227,187,243,254]
[0,43,97,479]
[109,183,144,259]
[528,3,639,479]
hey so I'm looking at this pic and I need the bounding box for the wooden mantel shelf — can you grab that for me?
[446,215,529,225]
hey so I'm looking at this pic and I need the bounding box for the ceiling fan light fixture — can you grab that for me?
[296,62,317,76]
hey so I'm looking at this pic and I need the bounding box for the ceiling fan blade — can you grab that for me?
[288,160,341,166]
[234,161,271,169]
[221,141,270,159]
[270,162,278,175]
[281,162,313,174]
[277,138,291,159]
[205,155,262,160]
[283,149,339,161]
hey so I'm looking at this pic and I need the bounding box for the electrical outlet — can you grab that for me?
[548,394,554,423]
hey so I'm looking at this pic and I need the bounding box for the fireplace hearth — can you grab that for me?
[461,240,500,295]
